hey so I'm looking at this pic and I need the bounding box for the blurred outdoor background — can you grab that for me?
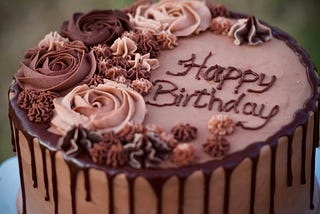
[0,0,320,163]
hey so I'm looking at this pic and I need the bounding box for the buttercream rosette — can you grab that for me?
[60,10,132,47]
[16,36,96,94]
[144,0,211,37]
[49,80,146,136]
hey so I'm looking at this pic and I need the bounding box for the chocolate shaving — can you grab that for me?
[203,136,230,158]
[205,1,230,18]
[171,123,198,142]
[17,89,59,123]
[171,143,198,166]
[60,125,101,156]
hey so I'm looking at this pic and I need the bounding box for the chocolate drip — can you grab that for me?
[7,11,320,214]
[223,168,233,214]
[9,117,16,152]
[40,145,50,201]
[106,174,115,214]
[301,123,308,184]
[84,168,91,201]
[49,151,58,214]
[269,144,277,214]
[15,128,26,214]
[178,177,187,214]
[310,99,319,209]
[203,171,212,214]
[66,160,80,214]
[148,177,169,214]
[249,156,258,214]
[128,176,135,214]
[286,135,293,186]
[27,140,38,188]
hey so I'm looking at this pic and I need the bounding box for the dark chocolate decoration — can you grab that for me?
[16,41,96,95]
[203,137,230,158]
[60,126,101,157]
[60,10,132,47]
[127,30,161,58]
[171,123,198,142]
[8,11,319,214]
[17,89,59,123]
[205,1,230,18]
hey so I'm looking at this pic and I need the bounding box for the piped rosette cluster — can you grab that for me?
[13,0,274,169]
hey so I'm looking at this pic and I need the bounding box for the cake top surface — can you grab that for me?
[9,0,319,171]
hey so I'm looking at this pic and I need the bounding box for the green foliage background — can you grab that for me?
[1,0,319,163]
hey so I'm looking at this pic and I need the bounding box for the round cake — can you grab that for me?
[8,0,320,213]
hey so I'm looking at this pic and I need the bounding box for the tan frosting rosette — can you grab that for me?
[144,0,211,37]
[49,80,146,136]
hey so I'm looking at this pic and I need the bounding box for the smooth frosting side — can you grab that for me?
[144,31,312,164]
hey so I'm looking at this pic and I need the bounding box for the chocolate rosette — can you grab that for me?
[15,41,96,94]
[49,80,146,136]
[60,10,132,47]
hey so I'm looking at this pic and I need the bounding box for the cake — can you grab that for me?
[8,0,320,213]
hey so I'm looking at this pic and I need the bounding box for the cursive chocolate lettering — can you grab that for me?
[247,73,277,93]
[237,105,280,130]
[147,52,280,130]
[165,52,277,94]
[235,69,259,94]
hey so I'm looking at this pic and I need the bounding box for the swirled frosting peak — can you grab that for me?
[60,10,132,47]
[49,80,146,136]
[228,16,273,46]
[15,38,96,94]
[144,0,211,37]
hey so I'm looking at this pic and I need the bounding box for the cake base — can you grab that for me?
[16,181,320,214]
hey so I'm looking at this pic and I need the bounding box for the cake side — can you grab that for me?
[8,0,320,213]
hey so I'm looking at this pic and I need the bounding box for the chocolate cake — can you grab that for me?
[8,0,320,213]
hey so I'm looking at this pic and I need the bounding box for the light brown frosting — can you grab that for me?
[49,80,146,136]
[110,36,137,58]
[144,0,211,37]
[128,53,160,71]
[128,5,163,33]
[38,31,69,51]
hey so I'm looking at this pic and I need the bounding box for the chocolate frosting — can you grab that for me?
[17,89,59,123]
[8,8,320,214]
[60,10,132,47]
[15,40,96,94]
[228,16,273,46]
[123,125,174,168]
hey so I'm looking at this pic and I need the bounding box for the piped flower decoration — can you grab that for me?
[228,16,273,46]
